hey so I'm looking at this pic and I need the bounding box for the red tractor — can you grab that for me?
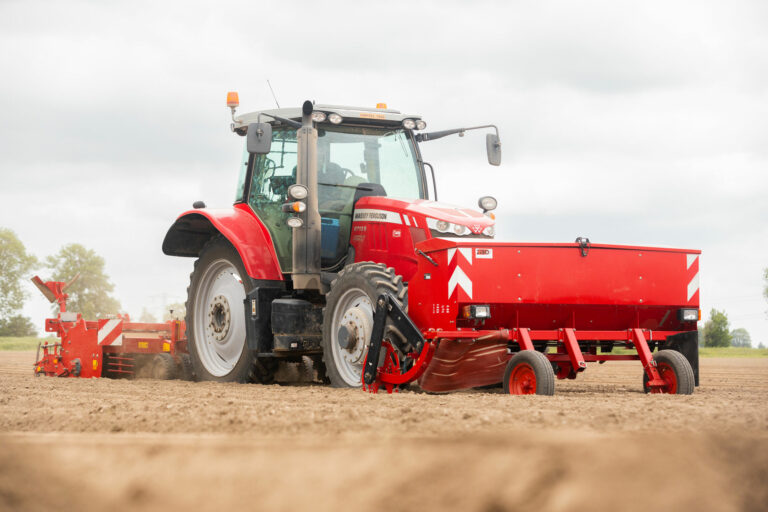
[162,95,699,395]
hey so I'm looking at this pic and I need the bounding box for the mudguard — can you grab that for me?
[162,203,284,281]
[664,331,700,386]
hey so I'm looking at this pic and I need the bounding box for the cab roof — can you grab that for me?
[232,103,423,131]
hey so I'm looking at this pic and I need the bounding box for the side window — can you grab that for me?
[250,128,298,205]
[248,127,298,273]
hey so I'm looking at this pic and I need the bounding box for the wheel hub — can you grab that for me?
[338,306,371,365]
[208,294,231,342]
[509,363,537,394]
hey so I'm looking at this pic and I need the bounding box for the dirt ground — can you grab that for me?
[1,352,767,512]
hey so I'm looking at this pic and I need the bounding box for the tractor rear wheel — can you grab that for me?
[642,349,695,394]
[503,350,555,395]
[186,236,268,383]
[322,262,407,388]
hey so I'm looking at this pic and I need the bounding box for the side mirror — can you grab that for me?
[486,134,501,166]
[247,122,272,154]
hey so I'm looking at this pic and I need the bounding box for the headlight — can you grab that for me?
[328,113,343,124]
[415,120,427,130]
[311,111,327,123]
[453,224,467,236]
[478,196,497,212]
[287,184,308,200]
[286,217,303,228]
[482,225,495,237]
[402,119,416,130]
[436,220,450,232]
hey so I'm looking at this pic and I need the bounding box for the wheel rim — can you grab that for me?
[655,362,678,394]
[193,259,246,377]
[508,363,537,394]
[330,287,374,387]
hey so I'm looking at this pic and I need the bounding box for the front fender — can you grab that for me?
[162,203,284,281]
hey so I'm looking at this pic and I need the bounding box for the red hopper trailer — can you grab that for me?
[360,237,700,394]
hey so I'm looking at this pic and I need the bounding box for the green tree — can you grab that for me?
[730,327,752,348]
[703,308,732,347]
[139,308,157,323]
[764,267,768,316]
[764,267,768,300]
[0,228,38,319]
[163,302,186,321]
[0,315,37,336]
[45,243,121,318]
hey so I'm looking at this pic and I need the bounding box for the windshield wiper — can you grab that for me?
[318,182,374,191]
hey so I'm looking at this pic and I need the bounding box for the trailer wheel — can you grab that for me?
[642,349,694,395]
[322,262,407,388]
[186,236,265,383]
[150,354,177,380]
[503,351,555,395]
[177,354,195,381]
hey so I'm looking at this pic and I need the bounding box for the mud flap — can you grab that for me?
[664,331,700,386]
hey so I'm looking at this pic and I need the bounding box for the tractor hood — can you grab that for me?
[355,196,495,236]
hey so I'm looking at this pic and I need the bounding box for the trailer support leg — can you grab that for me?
[563,328,586,372]
[632,328,664,388]
[517,328,534,351]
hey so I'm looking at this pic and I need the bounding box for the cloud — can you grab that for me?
[2,0,766,343]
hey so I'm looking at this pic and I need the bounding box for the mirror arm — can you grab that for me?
[416,128,462,142]
[416,124,499,143]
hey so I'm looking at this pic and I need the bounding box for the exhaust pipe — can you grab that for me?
[291,100,323,291]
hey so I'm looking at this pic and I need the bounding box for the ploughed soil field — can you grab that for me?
[1,351,767,512]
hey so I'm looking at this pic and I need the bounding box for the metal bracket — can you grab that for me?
[575,237,590,257]
[363,293,425,386]
[415,249,438,267]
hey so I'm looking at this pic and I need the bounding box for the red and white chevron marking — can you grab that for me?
[98,318,123,346]
[447,247,473,298]
[686,253,700,304]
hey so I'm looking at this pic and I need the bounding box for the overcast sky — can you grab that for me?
[1,0,766,345]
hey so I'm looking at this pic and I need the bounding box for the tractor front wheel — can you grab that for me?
[503,350,555,395]
[322,262,407,388]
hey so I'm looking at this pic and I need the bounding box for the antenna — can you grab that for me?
[266,79,280,108]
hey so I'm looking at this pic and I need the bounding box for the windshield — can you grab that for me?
[316,125,424,200]
[247,125,424,272]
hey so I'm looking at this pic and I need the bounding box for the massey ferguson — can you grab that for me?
[161,94,700,395]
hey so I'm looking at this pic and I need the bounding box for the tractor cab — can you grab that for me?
[233,112,427,273]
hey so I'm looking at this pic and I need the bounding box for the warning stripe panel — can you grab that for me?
[686,253,700,305]
[98,319,123,346]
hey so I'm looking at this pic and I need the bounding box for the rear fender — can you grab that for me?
[663,331,700,386]
[162,204,284,281]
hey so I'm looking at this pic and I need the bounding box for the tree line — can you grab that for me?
[703,268,768,349]
[0,227,120,336]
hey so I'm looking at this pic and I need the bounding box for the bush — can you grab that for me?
[0,315,37,337]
